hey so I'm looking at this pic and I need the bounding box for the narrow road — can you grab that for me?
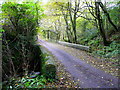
[39,40,119,88]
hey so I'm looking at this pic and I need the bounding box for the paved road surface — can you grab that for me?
[39,40,119,88]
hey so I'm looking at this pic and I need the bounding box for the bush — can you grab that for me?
[3,75,47,89]
[92,41,120,58]
[88,40,100,46]
[2,2,45,85]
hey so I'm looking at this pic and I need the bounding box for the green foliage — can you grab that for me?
[0,28,4,32]
[40,53,49,74]
[76,17,94,33]
[0,29,4,40]
[77,28,98,45]
[3,75,47,88]
[109,4,119,27]
[2,2,45,82]
[111,34,120,41]
[88,40,100,46]
[93,41,120,58]
[3,72,57,89]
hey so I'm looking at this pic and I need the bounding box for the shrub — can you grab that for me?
[92,41,120,58]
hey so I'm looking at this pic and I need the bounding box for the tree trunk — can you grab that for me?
[95,2,110,46]
[62,9,72,42]
[99,2,119,32]
[73,12,77,43]
[68,1,77,43]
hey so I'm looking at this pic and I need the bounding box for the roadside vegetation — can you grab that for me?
[1,1,55,89]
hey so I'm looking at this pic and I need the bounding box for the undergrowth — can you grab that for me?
[92,41,120,59]
[3,75,56,89]
[78,30,120,59]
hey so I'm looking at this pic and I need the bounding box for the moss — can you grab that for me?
[45,64,56,79]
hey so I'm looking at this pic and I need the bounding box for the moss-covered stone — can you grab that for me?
[45,64,56,79]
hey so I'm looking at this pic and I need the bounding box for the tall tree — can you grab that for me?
[95,1,109,45]
[56,2,73,42]
[68,0,80,43]
[85,0,112,45]
[99,1,119,32]
[2,2,43,79]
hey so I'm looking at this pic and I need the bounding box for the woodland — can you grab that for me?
[0,0,120,88]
